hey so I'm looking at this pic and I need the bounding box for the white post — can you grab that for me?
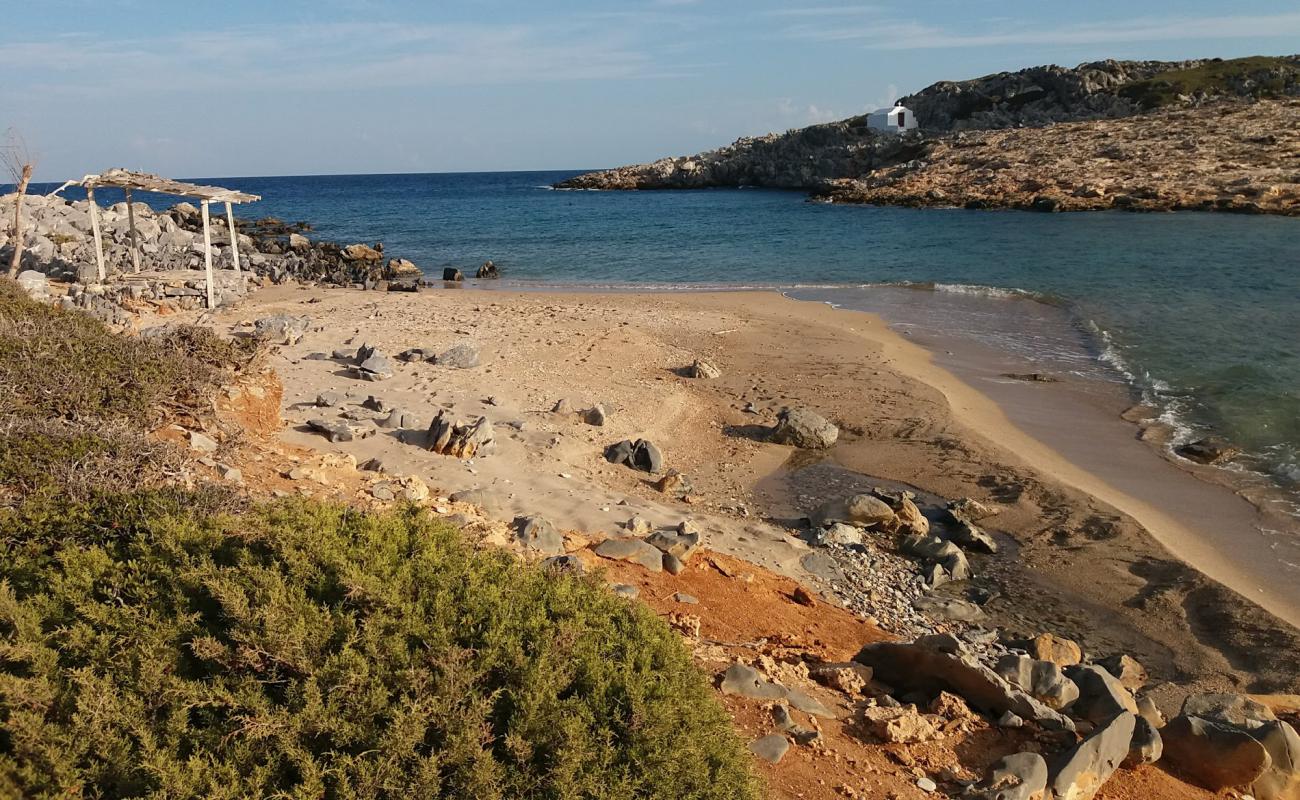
[125,188,141,273]
[225,201,241,275]
[86,187,106,283]
[201,200,215,308]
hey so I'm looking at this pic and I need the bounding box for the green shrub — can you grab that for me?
[0,497,760,799]
[1118,55,1300,108]
[0,279,262,426]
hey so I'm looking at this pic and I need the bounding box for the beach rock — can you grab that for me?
[719,661,787,701]
[1064,664,1139,724]
[514,515,564,556]
[1125,715,1164,767]
[653,468,692,495]
[1181,692,1277,727]
[442,267,463,282]
[813,493,897,529]
[871,488,929,536]
[994,654,1081,710]
[1005,633,1083,668]
[966,752,1048,800]
[1250,720,1300,800]
[427,411,495,458]
[749,734,790,764]
[854,638,1075,731]
[308,418,355,443]
[475,260,499,279]
[1096,654,1148,692]
[770,407,838,449]
[604,439,663,473]
[1049,712,1135,800]
[1161,715,1272,790]
[811,522,865,547]
[385,257,421,279]
[253,314,310,345]
[352,353,394,381]
[593,538,663,572]
[437,342,481,369]
[859,705,943,744]
[645,529,701,561]
[688,359,721,379]
[1176,436,1239,464]
[342,243,382,262]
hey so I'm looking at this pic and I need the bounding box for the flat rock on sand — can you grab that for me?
[593,539,663,572]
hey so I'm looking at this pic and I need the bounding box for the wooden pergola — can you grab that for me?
[73,169,260,308]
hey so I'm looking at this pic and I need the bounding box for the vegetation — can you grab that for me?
[1119,55,1300,108]
[0,277,760,799]
[0,498,759,799]
[0,279,261,426]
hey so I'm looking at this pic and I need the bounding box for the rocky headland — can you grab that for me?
[557,55,1300,216]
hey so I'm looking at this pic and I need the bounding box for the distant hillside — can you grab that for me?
[556,55,1300,198]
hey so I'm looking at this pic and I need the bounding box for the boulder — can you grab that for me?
[475,260,500,279]
[871,488,929,536]
[593,538,663,572]
[994,654,1081,710]
[853,639,1075,731]
[437,342,481,369]
[253,314,310,345]
[966,752,1048,800]
[1250,720,1300,800]
[288,232,310,249]
[813,493,897,529]
[514,516,564,556]
[442,267,464,282]
[770,407,838,449]
[944,516,998,554]
[1125,715,1164,767]
[688,359,720,379]
[810,523,864,547]
[644,529,701,561]
[427,411,494,458]
[15,269,48,298]
[352,353,394,381]
[377,408,419,429]
[1049,712,1136,800]
[1006,633,1083,668]
[623,515,653,536]
[342,243,382,261]
[1064,664,1139,724]
[604,439,663,473]
[385,257,421,279]
[1096,654,1148,692]
[859,705,943,744]
[1162,715,1272,791]
[1181,692,1277,727]
[582,404,607,426]
[719,661,787,701]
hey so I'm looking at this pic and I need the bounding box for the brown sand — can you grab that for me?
[215,284,1300,705]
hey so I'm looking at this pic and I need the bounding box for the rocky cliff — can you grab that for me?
[556,55,1300,205]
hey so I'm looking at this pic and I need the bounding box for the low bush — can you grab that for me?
[0,497,760,799]
[0,279,262,425]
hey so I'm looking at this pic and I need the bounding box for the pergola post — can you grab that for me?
[201,200,215,308]
[85,187,106,283]
[125,188,141,273]
[225,201,241,275]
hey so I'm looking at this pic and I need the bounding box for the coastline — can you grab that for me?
[220,282,1300,696]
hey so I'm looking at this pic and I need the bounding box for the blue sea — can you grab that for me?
[40,170,1300,503]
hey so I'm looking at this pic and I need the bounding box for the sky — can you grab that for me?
[3,0,1298,180]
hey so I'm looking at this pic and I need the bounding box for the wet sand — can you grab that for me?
[222,283,1300,696]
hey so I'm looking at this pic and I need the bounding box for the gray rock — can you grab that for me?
[720,662,786,700]
[361,395,389,412]
[188,430,219,453]
[644,529,701,561]
[812,493,897,528]
[315,391,344,407]
[604,439,663,473]
[1064,664,1139,724]
[1181,692,1277,728]
[593,538,663,572]
[359,457,388,473]
[582,404,607,426]
[551,398,573,414]
[1250,719,1300,800]
[307,417,355,443]
[1125,715,1163,767]
[437,342,481,369]
[663,553,685,575]
[1161,714,1272,791]
[1096,654,1148,692]
[611,584,639,599]
[353,354,394,381]
[673,592,699,604]
[854,639,1075,731]
[253,314,310,345]
[688,359,721,379]
[623,515,653,535]
[515,516,564,556]
[913,595,984,622]
[799,551,846,582]
[770,407,838,449]
[810,522,864,547]
[943,516,999,554]
[994,654,1080,710]
[1049,712,1135,800]
[15,269,48,297]
[749,734,790,764]
[378,408,419,429]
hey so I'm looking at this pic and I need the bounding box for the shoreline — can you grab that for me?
[217,282,1300,696]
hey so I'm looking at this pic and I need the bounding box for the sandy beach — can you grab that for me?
[214,283,1300,700]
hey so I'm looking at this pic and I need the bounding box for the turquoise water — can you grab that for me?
[44,170,1300,494]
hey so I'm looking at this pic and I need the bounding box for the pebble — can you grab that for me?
[916,777,937,793]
